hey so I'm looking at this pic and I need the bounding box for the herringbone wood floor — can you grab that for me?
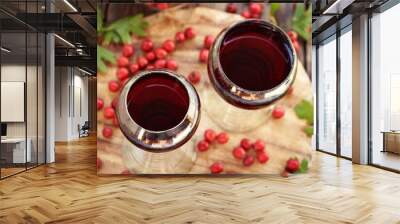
[0,135,399,224]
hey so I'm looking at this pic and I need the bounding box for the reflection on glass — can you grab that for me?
[27,31,38,169]
[318,36,337,154]
[38,33,46,165]
[371,4,400,171]
[1,31,27,177]
[339,29,352,158]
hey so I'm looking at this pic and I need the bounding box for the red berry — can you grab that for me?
[175,31,186,43]
[287,31,298,42]
[141,39,153,52]
[188,71,201,84]
[226,3,237,13]
[216,132,229,144]
[129,63,140,74]
[232,146,246,159]
[281,170,289,178]
[117,67,129,81]
[97,158,103,169]
[97,98,104,110]
[121,169,130,175]
[272,106,285,119]
[210,162,224,174]
[287,86,294,95]
[112,117,119,127]
[243,155,255,166]
[102,126,113,138]
[286,158,300,173]
[184,27,196,39]
[108,80,120,92]
[155,48,168,59]
[137,56,148,68]
[162,40,175,53]
[204,129,216,143]
[197,140,209,152]
[240,138,252,151]
[121,78,129,87]
[199,49,209,63]
[117,56,129,67]
[122,44,134,57]
[203,35,214,49]
[154,59,167,68]
[292,40,300,53]
[111,97,118,109]
[156,3,168,10]
[253,139,265,152]
[104,107,115,119]
[146,51,156,62]
[166,59,178,71]
[241,10,251,19]
[251,12,261,19]
[249,3,262,15]
[147,65,155,70]
[256,151,269,164]
[102,128,113,139]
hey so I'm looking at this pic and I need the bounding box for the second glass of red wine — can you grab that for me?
[204,19,297,132]
[116,70,201,173]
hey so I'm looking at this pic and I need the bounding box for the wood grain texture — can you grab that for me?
[97,6,313,174]
[1,135,400,223]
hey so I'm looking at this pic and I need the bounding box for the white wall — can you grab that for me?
[54,67,89,141]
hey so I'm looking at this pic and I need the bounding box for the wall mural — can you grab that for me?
[97,3,313,175]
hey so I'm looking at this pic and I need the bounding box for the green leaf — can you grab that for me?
[292,4,311,40]
[270,3,281,16]
[97,7,103,32]
[304,126,313,137]
[297,159,309,173]
[97,45,116,73]
[294,100,314,125]
[102,14,148,44]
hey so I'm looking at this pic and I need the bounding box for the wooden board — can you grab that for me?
[97,6,313,174]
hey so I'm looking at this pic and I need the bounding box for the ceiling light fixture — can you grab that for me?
[322,0,354,15]
[77,67,93,76]
[1,47,11,53]
[63,0,78,12]
[54,34,75,48]
[322,0,341,14]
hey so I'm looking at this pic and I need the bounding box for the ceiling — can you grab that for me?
[0,0,96,73]
[312,0,390,43]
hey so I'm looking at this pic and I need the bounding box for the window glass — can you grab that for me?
[339,28,352,158]
[317,36,337,154]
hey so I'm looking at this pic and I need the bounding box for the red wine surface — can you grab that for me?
[219,24,292,91]
[127,73,189,131]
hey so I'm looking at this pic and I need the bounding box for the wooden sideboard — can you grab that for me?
[382,131,400,154]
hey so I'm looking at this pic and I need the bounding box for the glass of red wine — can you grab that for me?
[204,19,297,132]
[116,70,201,173]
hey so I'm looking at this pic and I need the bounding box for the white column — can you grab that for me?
[352,14,369,164]
[45,1,56,163]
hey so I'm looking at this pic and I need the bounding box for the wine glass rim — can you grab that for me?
[211,19,297,100]
[116,69,201,152]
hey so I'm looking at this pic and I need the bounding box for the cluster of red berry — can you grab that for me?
[187,35,215,85]
[98,27,203,139]
[226,3,264,19]
[234,138,269,166]
[287,31,300,53]
[196,129,229,174]
[197,129,229,152]
[147,3,169,10]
